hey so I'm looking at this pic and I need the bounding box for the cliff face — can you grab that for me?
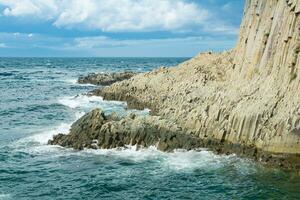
[235,0,300,82]
[89,0,300,168]
[227,0,300,154]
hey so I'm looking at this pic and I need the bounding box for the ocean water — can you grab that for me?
[0,57,299,200]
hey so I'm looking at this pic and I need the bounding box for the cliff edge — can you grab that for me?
[93,0,300,168]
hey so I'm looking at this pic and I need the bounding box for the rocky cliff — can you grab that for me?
[92,0,300,168]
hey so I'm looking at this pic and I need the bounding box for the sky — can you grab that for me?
[0,0,245,57]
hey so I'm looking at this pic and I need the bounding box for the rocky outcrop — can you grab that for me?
[49,108,299,168]
[91,0,300,169]
[78,71,137,85]
[48,109,205,152]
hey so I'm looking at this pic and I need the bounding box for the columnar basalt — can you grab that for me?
[91,0,300,169]
[49,109,206,152]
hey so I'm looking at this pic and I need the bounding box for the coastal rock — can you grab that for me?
[48,109,205,151]
[78,71,137,85]
[91,0,300,169]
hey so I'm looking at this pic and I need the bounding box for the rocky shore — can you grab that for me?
[49,109,205,152]
[78,71,137,85]
[49,0,300,170]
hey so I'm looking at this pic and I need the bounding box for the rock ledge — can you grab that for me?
[49,109,205,152]
[78,71,137,85]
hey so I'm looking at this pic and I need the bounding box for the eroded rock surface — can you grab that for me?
[91,0,300,169]
[78,71,137,85]
[49,109,205,152]
[49,0,300,169]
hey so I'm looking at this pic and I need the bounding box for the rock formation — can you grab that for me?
[49,109,205,152]
[91,0,300,169]
[49,0,300,169]
[78,71,137,85]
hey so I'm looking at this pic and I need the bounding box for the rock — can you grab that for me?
[49,109,204,152]
[48,109,107,150]
[78,71,138,85]
[89,0,300,170]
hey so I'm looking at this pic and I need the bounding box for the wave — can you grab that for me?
[58,94,150,116]
[13,94,149,154]
[81,146,257,174]
[58,94,102,109]
[83,145,162,162]
[162,149,236,171]
[58,94,125,110]
[15,122,72,149]
[13,111,84,151]
[57,94,145,117]
[13,134,257,175]
[64,78,96,87]
[18,142,249,173]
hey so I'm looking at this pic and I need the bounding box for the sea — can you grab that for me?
[0,57,299,200]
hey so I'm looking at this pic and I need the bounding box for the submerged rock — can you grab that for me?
[48,109,205,152]
[78,71,137,86]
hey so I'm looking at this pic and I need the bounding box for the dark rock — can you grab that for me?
[48,109,204,152]
[48,109,300,170]
[78,72,138,86]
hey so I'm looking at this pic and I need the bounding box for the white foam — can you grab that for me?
[23,144,64,155]
[80,146,255,173]
[162,149,235,171]
[83,145,162,162]
[58,94,125,109]
[15,111,85,149]
[84,146,252,172]
[12,121,76,156]
[64,78,96,86]
[58,94,151,117]
[14,122,71,149]
[64,79,77,84]
[15,134,256,174]
[30,122,71,144]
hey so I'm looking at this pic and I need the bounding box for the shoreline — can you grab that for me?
[49,0,300,171]
[49,68,300,171]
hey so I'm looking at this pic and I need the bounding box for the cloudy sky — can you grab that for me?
[0,0,244,57]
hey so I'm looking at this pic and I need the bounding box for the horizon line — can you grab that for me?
[0,56,192,58]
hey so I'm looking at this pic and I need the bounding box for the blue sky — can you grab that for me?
[0,0,244,57]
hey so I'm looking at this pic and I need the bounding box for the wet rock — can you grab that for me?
[78,71,138,86]
[48,109,204,152]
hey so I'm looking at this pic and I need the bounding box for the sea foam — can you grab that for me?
[58,95,125,109]
[64,78,96,87]
[80,146,256,173]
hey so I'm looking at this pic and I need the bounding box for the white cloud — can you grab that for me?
[1,0,58,19]
[0,0,209,32]
[71,35,234,50]
[0,32,236,56]
[68,35,235,57]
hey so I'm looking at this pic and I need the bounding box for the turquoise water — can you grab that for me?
[0,58,299,200]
